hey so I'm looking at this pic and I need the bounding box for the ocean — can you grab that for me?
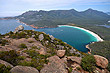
[0,19,98,52]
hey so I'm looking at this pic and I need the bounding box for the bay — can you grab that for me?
[0,19,98,52]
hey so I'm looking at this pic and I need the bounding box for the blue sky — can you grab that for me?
[0,0,110,17]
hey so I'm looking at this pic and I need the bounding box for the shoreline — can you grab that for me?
[16,19,39,29]
[0,19,104,53]
[18,20,104,42]
[58,25,104,53]
[58,25,104,42]
[16,19,49,29]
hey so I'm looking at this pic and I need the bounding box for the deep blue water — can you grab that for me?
[0,19,98,52]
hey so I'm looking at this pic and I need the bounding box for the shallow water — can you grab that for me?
[0,19,98,52]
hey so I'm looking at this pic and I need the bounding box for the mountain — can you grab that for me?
[14,8,110,28]
[0,25,109,73]
[106,12,110,15]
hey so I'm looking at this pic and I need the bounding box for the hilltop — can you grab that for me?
[0,25,109,73]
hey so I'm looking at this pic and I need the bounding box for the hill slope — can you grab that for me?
[0,25,109,73]
[15,9,110,28]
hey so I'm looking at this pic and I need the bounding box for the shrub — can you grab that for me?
[31,46,39,50]
[0,39,9,46]
[0,50,25,66]
[19,43,27,49]
[81,55,96,72]
[22,49,49,71]
[68,67,73,73]
[0,64,11,73]
[47,48,56,56]
[9,32,28,39]
[9,31,13,34]
[28,40,34,43]
[76,67,81,71]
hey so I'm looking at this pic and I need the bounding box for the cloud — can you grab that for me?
[0,0,110,16]
[16,0,110,5]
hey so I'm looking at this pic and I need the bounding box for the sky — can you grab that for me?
[0,0,110,17]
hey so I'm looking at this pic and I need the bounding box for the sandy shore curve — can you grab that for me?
[58,25,104,42]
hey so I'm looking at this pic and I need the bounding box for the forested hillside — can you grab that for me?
[15,8,110,27]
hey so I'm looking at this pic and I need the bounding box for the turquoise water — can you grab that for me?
[0,19,98,52]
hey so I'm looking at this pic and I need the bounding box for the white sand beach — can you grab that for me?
[58,25,104,42]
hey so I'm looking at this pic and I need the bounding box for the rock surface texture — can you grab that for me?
[40,56,68,73]
[67,56,82,64]
[10,66,39,73]
[0,59,13,68]
[14,25,24,33]
[39,34,44,41]
[57,50,66,57]
[94,55,108,68]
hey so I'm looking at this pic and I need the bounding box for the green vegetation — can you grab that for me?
[4,30,85,57]
[71,24,110,72]
[76,67,81,71]
[31,46,39,49]
[47,48,56,56]
[2,9,110,72]
[74,24,110,41]
[9,31,28,39]
[28,40,34,43]
[68,67,73,73]
[21,49,49,71]
[0,50,25,66]
[0,64,11,73]
[0,39,9,46]
[19,43,27,49]
[0,30,87,72]
[89,41,110,71]
[81,55,96,72]
[15,9,110,28]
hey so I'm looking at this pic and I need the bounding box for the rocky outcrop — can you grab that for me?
[57,50,65,57]
[0,59,13,68]
[39,48,46,55]
[10,66,39,73]
[69,48,76,53]
[40,56,68,73]
[94,55,108,68]
[56,45,64,50]
[14,25,24,33]
[39,34,44,41]
[49,35,55,41]
[94,68,109,73]
[0,28,110,73]
[71,70,81,73]
[67,56,82,64]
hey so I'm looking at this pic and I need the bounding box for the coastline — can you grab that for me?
[16,19,39,29]
[58,25,104,53]
[0,18,104,53]
[16,19,48,29]
[58,25,104,42]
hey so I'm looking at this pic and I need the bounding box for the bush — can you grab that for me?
[47,48,56,56]
[0,64,11,73]
[31,46,39,50]
[21,49,49,71]
[0,39,9,46]
[0,50,25,66]
[81,55,96,72]
[9,32,28,39]
[19,43,27,49]
[28,40,34,43]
